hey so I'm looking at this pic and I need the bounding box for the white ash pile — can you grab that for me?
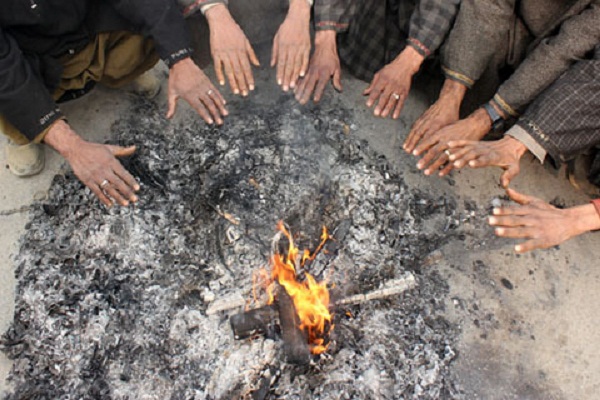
[1,96,470,399]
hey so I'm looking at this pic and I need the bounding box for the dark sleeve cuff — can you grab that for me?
[407,37,431,58]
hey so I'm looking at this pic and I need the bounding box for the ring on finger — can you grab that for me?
[207,89,214,96]
[100,179,110,188]
[392,93,400,100]
[444,150,452,157]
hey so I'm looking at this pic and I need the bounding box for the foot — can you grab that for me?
[5,142,45,177]
[130,69,162,99]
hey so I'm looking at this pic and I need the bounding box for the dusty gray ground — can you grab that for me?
[1,59,598,399]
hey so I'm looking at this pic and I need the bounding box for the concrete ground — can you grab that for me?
[1,57,599,399]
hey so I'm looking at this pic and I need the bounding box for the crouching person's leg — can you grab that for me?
[1,116,46,177]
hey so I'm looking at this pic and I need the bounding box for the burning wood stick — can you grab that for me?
[335,273,417,306]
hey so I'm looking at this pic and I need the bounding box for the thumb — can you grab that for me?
[166,93,178,119]
[506,187,537,205]
[108,145,136,158]
[363,74,378,95]
[333,69,343,92]
[500,163,520,188]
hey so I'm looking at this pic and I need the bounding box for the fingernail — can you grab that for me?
[283,86,289,91]
[234,89,239,94]
[454,161,461,168]
[374,109,380,116]
[469,161,476,167]
[488,217,497,225]
[123,201,129,207]
[449,155,455,161]
[131,195,138,202]
[424,170,431,176]
[416,162,423,170]
[134,185,140,191]
[208,119,214,124]
[495,228,504,235]
[220,81,225,86]
[242,91,248,97]
[250,85,255,91]
[278,79,282,85]
[493,208,501,215]
[413,150,419,156]
[515,245,523,252]
[300,71,306,77]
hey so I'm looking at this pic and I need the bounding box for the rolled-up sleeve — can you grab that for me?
[441,0,516,88]
[0,28,63,141]
[314,0,353,32]
[494,0,600,117]
[407,0,460,58]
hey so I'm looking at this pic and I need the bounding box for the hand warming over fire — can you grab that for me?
[489,189,600,253]
[294,30,342,104]
[404,79,466,154]
[43,120,140,208]
[167,57,228,125]
[364,46,424,119]
[447,136,528,187]
[205,4,259,96]
[414,108,492,177]
[271,0,311,92]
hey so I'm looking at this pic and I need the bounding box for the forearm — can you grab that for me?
[287,0,312,21]
[42,120,85,159]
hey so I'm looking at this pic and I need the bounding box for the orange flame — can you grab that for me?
[261,221,333,354]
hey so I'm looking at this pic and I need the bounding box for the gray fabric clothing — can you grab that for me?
[507,45,600,166]
[442,0,600,117]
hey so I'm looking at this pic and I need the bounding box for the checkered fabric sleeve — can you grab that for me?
[514,52,600,166]
[406,0,460,57]
[314,0,354,32]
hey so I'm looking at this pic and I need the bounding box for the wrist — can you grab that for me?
[43,119,85,159]
[470,108,493,133]
[568,204,600,234]
[392,46,425,75]
[502,136,528,159]
[204,3,231,23]
[288,0,311,19]
[439,79,467,105]
[315,30,337,51]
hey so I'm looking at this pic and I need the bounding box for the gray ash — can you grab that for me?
[2,95,468,399]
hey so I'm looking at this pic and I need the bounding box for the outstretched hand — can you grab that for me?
[364,47,423,119]
[271,0,311,92]
[447,136,528,187]
[206,4,259,96]
[167,58,228,125]
[43,120,140,207]
[294,30,342,104]
[489,188,600,253]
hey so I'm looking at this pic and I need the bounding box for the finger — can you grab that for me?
[452,150,481,169]
[438,162,455,177]
[289,50,303,89]
[501,163,520,188]
[282,49,295,91]
[381,91,399,118]
[414,131,442,158]
[276,46,287,87]
[190,97,214,124]
[491,205,537,217]
[208,87,228,116]
[493,226,536,239]
[313,74,330,103]
[298,71,319,105]
[240,49,256,92]
[108,172,137,204]
[112,161,140,193]
[90,184,113,207]
[366,83,384,109]
[447,140,476,149]
[214,54,226,86]
[515,239,545,254]
[271,35,279,68]
[167,93,178,119]
[223,56,240,95]
[107,145,136,158]
[423,147,451,176]
[447,145,475,164]
[332,68,343,92]
[232,54,249,96]
[102,180,129,206]
[300,47,310,78]
[363,74,379,95]
[488,214,532,228]
[392,95,406,119]
[404,119,426,153]
[200,93,223,125]
[506,188,537,205]
[246,41,260,67]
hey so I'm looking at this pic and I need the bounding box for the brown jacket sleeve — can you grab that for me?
[495,0,600,116]
[441,0,516,88]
